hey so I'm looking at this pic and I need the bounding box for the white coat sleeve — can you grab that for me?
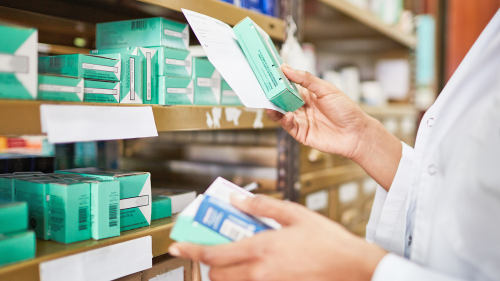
[365,142,414,255]
[372,254,466,281]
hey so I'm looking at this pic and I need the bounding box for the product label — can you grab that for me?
[167,88,193,95]
[84,88,118,95]
[0,54,28,73]
[165,58,190,67]
[82,63,118,73]
[164,29,188,39]
[39,84,82,93]
[146,52,152,101]
[130,57,135,100]
[197,77,219,88]
[120,195,149,210]
[222,90,237,96]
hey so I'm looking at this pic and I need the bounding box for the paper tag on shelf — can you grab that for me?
[40,105,158,143]
[39,236,152,281]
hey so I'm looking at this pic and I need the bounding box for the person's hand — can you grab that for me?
[268,64,370,160]
[168,194,387,281]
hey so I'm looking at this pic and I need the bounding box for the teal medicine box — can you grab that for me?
[233,18,304,112]
[37,75,84,102]
[95,53,143,104]
[147,47,191,77]
[0,24,38,100]
[192,58,221,105]
[0,173,43,201]
[83,80,121,103]
[96,17,189,50]
[0,200,28,234]
[0,230,36,266]
[151,195,172,220]
[91,47,158,104]
[158,76,194,105]
[85,179,120,240]
[38,54,121,82]
[221,78,242,105]
[48,181,91,244]
[14,177,66,240]
[56,168,151,232]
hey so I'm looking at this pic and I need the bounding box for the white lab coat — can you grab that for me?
[366,9,500,281]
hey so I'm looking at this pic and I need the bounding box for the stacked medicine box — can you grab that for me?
[93,17,242,106]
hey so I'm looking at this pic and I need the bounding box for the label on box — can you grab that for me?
[82,63,118,73]
[39,84,82,93]
[222,90,237,96]
[120,195,150,209]
[0,54,28,73]
[197,77,219,88]
[167,88,193,95]
[84,88,118,95]
[130,57,136,101]
[164,29,188,39]
[194,195,271,242]
[165,58,190,67]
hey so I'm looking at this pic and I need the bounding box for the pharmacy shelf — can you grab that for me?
[138,0,285,40]
[311,0,416,49]
[0,217,174,281]
[0,100,279,136]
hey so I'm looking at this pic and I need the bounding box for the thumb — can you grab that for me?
[281,64,337,98]
[230,194,303,226]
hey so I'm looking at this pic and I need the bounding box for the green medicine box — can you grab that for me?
[39,54,121,82]
[14,177,63,240]
[221,78,242,105]
[37,75,84,102]
[151,195,172,220]
[95,53,143,104]
[96,17,189,50]
[158,76,194,105]
[0,173,43,201]
[84,80,121,103]
[233,18,304,112]
[56,168,151,232]
[192,58,221,105]
[147,46,191,77]
[91,47,159,104]
[86,179,120,240]
[0,201,28,234]
[49,181,91,244]
[0,230,36,266]
[0,24,38,100]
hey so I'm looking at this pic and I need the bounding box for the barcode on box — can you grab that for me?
[79,206,88,231]
[131,20,147,30]
[219,219,254,241]
[50,57,61,67]
[109,203,118,227]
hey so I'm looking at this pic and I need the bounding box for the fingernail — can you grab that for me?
[282,63,294,71]
[169,246,180,257]
[231,193,247,202]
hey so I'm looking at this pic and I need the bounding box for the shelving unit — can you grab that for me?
[0,100,279,135]
[0,218,174,281]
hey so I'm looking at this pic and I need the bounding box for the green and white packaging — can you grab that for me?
[37,75,84,102]
[233,18,304,112]
[49,181,91,244]
[0,201,28,234]
[91,47,158,104]
[151,188,196,214]
[151,195,172,220]
[96,17,189,50]
[158,76,193,105]
[0,230,36,266]
[95,53,143,104]
[0,24,38,100]
[56,168,151,232]
[14,177,60,240]
[0,173,42,201]
[221,78,242,105]
[192,57,221,105]
[39,54,121,81]
[86,179,120,240]
[84,80,121,103]
[147,47,191,77]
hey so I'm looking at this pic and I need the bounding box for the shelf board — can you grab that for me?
[0,217,174,281]
[0,100,278,136]
[138,0,284,40]
[313,0,416,48]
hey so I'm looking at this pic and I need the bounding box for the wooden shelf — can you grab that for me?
[0,217,174,281]
[139,0,285,40]
[0,100,279,136]
[306,0,416,49]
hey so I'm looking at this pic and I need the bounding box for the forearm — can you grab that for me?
[352,115,402,191]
